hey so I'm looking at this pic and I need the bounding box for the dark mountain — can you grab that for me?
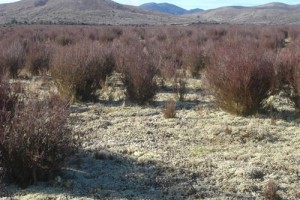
[140,2,203,15]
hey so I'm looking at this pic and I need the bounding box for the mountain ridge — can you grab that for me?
[139,2,203,15]
[1,1,300,25]
[0,0,194,25]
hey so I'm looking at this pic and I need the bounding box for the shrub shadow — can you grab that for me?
[2,149,224,199]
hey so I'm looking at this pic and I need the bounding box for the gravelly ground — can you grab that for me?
[1,77,300,200]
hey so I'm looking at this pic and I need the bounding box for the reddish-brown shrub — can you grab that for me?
[205,40,275,116]
[275,45,300,109]
[182,45,207,78]
[0,92,76,188]
[24,42,52,76]
[55,34,74,46]
[98,27,123,43]
[0,40,26,78]
[116,41,157,104]
[50,41,115,102]
[260,27,286,50]
[151,40,183,81]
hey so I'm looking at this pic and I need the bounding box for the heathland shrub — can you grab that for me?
[24,42,52,76]
[0,91,76,187]
[275,45,300,109]
[116,41,157,104]
[50,41,115,102]
[182,45,207,78]
[0,40,26,78]
[205,40,275,116]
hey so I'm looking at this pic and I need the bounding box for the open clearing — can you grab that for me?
[2,77,300,200]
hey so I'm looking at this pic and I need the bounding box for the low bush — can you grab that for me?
[182,45,207,78]
[0,91,77,188]
[275,45,300,109]
[163,99,176,118]
[173,73,187,101]
[205,40,275,116]
[0,40,26,78]
[264,180,281,200]
[24,42,52,76]
[50,41,115,102]
[116,41,157,104]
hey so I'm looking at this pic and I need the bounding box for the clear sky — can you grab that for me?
[0,0,299,10]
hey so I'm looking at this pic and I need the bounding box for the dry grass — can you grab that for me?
[163,99,176,118]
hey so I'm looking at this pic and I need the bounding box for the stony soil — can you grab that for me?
[1,77,300,200]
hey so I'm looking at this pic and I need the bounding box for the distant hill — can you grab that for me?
[1,0,300,25]
[0,0,194,25]
[194,2,300,24]
[140,2,203,15]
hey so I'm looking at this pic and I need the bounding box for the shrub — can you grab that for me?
[50,41,115,102]
[0,91,76,188]
[182,45,207,78]
[275,46,300,110]
[55,34,74,46]
[0,40,26,78]
[260,27,286,50]
[205,40,275,116]
[163,99,176,118]
[173,73,187,101]
[151,40,183,81]
[264,180,281,200]
[98,27,123,43]
[24,42,52,76]
[116,41,157,104]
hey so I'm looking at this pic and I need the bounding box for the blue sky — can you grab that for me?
[0,0,299,10]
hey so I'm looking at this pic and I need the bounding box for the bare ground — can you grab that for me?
[1,77,300,200]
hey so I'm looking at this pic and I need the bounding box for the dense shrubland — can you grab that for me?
[0,25,300,107]
[1,24,300,187]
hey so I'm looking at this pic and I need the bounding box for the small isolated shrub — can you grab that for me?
[205,40,275,116]
[264,180,281,200]
[25,42,52,76]
[163,99,176,118]
[173,74,187,101]
[116,41,157,104]
[51,41,115,102]
[0,92,77,188]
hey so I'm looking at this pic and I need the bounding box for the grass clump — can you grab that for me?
[163,99,176,118]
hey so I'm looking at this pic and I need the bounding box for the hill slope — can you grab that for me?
[195,2,300,24]
[0,0,193,25]
[140,2,203,15]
